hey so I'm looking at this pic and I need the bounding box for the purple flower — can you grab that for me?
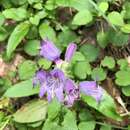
[33,69,65,102]
[64,79,79,107]
[40,39,61,61]
[33,70,46,87]
[79,81,103,102]
[65,43,77,62]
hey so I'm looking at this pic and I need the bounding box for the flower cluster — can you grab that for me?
[33,39,103,107]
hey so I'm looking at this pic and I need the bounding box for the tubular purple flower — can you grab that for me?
[79,81,103,102]
[34,68,65,102]
[64,79,79,107]
[65,43,77,62]
[40,39,61,61]
[33,70,47,87]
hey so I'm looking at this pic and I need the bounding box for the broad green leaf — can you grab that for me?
[122,86,130,96]
[4,79,39,97]
[97,31,109,48]
[117,59,128,70]
[80,44,100,62]
[79,109,94,121]
[0,26,8,42]
[24,40,40,56]
[57,29,77,47]
[91,68,106,81]
[42,119,62,130]
[29,15,40,26]
[123,2,130,19]
[10,0,27,5]
[74,61,91,80]
[98,2,109,13]
[18,60,37,80]
[101,56,115,69]
[108,11,124,26]
[14,99,47,123]
[62,110,78,130]
[33,3,43,10]
[72,10,93,25]
[27,121,43,128]
[108,29,129,46]
[115,70,130,86]
[7,21,30,58]
[121,24,130,33]
[38,58,52,70]
[78,121,96,130]
[48,99,61,120]
[0,13,5,26]
[39,23,56,42]
[28,0,40,4]
[81,92,121,121]
[100,125,112,130]
[71,52,86,63]
[2,7,28,21]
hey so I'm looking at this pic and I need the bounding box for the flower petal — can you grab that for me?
[50,68,65,81]
[65,43,77,62]
[39,83,47,98]
[65,79,75,94]
[79,81,103,102]
[33,70,46,87]
[40,39,61,61]
[55,86,64,102]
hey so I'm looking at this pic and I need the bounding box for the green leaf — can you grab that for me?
[2,7,28,21]
[117,59,128,70]
[74,61,91,80]
[24,40,40,56]
[79,109,94,121]
[100,125,112,130]
[122,86,130,96]
[81,92,121,121]
[48,99,61,120]
[7,21,30,58]
[98,2,109,13]
[115,70,130,86]
[78,121,96,130]
[42,119,62,130]
[62,110,78,130]
[28,0,40,4]
[38,58,52,70]
[108,11,124,26]
[108,30,129,46]
[0,13,5,26]
[0,26,8,42]
[91,68,106,81]
[39,23,56,42]
[29,15,40,26]
[57,29,77,47]
[18,60,37,80]
[71,52,86,63]
[101,56,115,69]
[121,24,130,33]
[14,99,47,123]
[97,31,109,48]
[80,44,99,62]
[4,79,39,98]
[72,10,93,25]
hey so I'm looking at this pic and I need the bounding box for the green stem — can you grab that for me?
[96,121,128,130]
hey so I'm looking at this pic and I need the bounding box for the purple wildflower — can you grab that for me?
[64,79,79,107]
[40,39,61,61]
[65,43,77,62]
[33,69,65,102]
[33,70,46,87]
[79,81,103,102]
